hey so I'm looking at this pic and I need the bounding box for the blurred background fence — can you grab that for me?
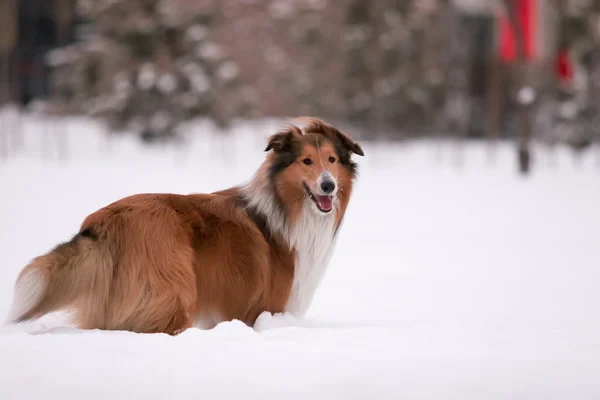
[1,0,600,174]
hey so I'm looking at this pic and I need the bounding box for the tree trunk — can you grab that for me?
[486,58,501,163]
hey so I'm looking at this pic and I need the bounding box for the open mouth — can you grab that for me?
[303,182,333,213]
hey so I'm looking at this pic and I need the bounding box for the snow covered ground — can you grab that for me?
[1,116,599,399]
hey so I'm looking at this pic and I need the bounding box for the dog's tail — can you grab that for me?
[7,228,112,324]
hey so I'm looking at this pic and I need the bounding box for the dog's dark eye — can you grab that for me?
[329,156,336,163]
[303,158,313,165]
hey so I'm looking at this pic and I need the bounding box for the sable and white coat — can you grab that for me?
[7,118,364,335]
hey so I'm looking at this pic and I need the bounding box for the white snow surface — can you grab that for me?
[1,116,600,399]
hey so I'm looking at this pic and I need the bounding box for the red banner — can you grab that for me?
[498,0,537,62]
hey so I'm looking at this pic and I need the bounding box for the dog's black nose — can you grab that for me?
[321,180,336,194]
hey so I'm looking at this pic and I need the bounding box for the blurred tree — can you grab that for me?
[550,0,599,153]
[0,0,20,159]
[440,0,471,144]
[48,0,245,143]
[338,0,447,138]
[581,4,600,154]
[0,0,18,105]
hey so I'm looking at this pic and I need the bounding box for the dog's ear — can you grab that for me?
[335,130,364,157]
[265,132,292,152]
[265,125,302,153]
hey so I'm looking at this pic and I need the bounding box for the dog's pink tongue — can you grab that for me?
[316,195,333,211]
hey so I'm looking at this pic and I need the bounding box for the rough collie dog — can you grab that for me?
[7,118,364,335]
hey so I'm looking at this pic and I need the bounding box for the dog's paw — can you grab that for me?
[253,311,300,332]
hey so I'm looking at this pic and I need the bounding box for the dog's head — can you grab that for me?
[264,118,364,217]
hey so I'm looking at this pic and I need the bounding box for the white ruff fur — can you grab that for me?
[193,310,223,330]
[242,168,339,316]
